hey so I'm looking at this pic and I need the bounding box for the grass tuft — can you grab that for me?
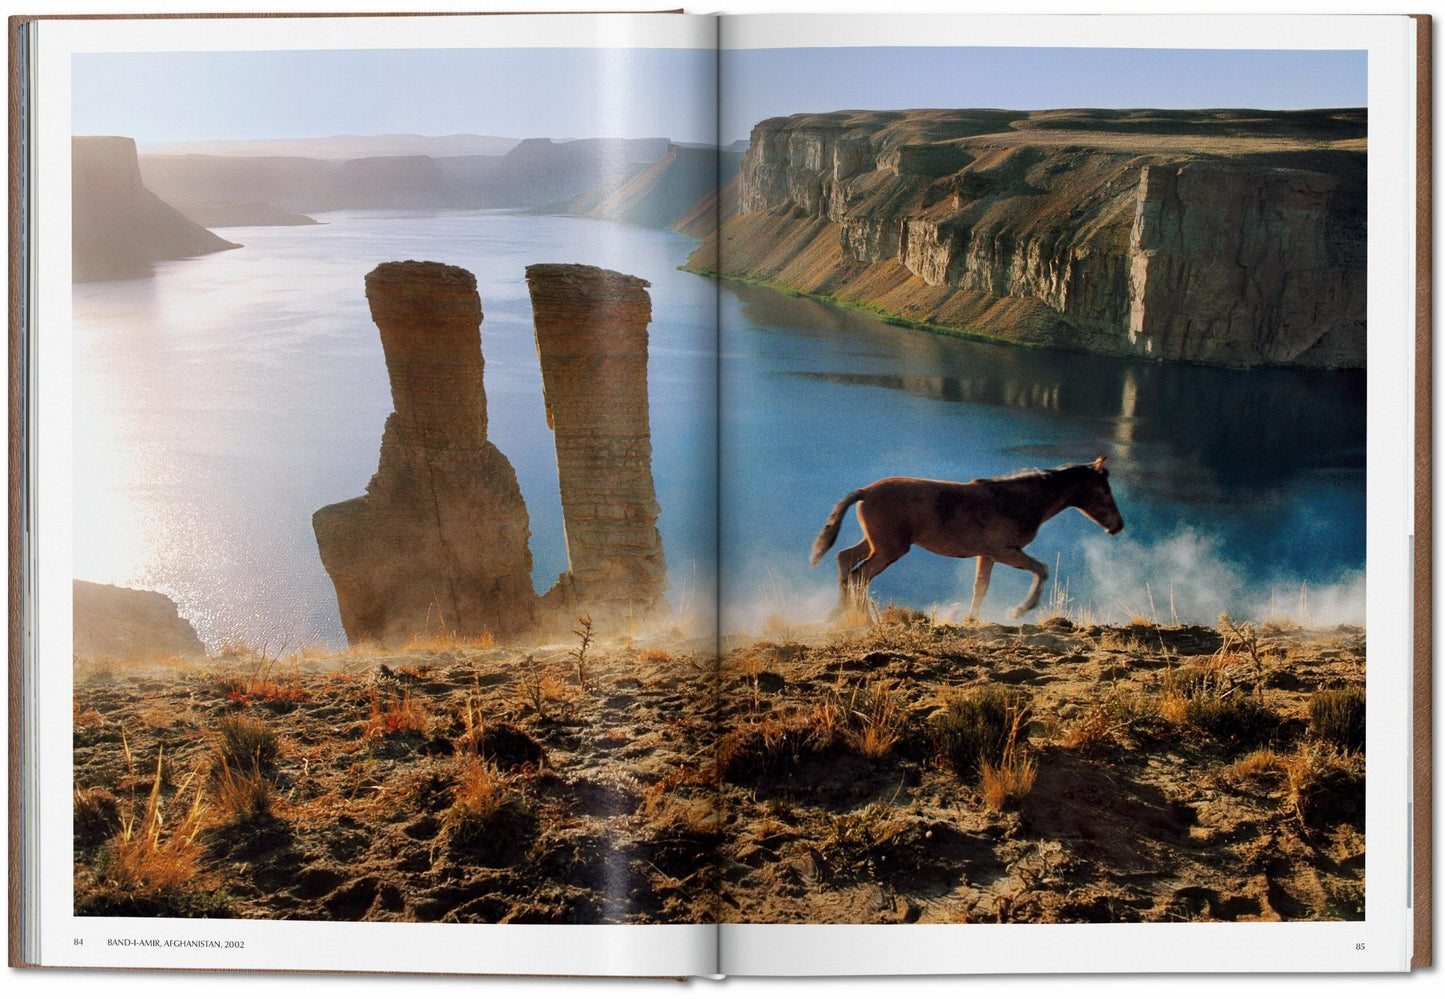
[932,686,1032,781]
[1308,686,1365,753]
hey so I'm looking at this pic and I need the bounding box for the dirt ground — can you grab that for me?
[72,615,1365,924]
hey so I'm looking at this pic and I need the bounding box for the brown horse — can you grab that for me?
[811,457,1124,620]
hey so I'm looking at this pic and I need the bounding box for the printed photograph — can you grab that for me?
[69,40,1366,924]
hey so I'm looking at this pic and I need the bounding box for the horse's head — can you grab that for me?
[1076,456,1124,535]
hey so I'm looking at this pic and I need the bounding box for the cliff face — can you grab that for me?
[527,265,668,628]
[549,144,743,234]
[73,136,240,282]
[313,261,537,646]
[73,580,205,660]
[692,109,1366,368]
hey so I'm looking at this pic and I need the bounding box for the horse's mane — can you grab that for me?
[998,463,1092,483]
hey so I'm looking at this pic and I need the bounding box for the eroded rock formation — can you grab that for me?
[527,265,668,626]
[689,109,1366,368]
[314,261,537,645]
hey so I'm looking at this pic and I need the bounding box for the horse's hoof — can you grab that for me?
[1008,606,1024,620]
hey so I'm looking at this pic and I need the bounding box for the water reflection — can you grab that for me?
[719,278,1365,627]
[728,283,1365,505]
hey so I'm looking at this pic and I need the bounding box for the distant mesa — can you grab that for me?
[688,108,1367,368]
[312,261,538,646]
[72,580,205,661]
[139,136,671,215]
[138,133,523,160]
[528,264,669,629]
[72,135,240,282]
[171,199,319,228]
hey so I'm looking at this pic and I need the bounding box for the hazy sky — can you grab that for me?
[73,45,1365,147]
[722,47,1367,143]
[72,48,719,146]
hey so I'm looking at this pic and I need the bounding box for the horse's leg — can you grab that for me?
[847,541,908,607]
[836,539,872,591]
[967,556,994,621]
[992,547,1048,619]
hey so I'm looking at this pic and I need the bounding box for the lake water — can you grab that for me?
[72,211,1365,650]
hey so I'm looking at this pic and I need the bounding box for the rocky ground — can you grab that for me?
[73,614,1365,924]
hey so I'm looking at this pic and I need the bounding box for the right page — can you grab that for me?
[708,12,1420,974]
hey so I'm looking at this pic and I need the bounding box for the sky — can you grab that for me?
[721,47,1367,144]
[72,45,1366,148]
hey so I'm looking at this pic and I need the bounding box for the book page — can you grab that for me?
[28,11,723,975]
[710,11,1416,974]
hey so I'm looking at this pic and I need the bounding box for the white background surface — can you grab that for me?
[3,0,1439,994]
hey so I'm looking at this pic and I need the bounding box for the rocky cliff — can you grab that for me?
[72,136,240,282]
[689,109,1366,368]
[73,580,205,660]
[548,144,743,234]
[527,265,668,628]
[313,261,537,645]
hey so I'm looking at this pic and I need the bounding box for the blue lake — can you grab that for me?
[72,211,1365,649]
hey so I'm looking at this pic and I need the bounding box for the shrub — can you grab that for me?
[215,714,279,775]
[1180,692,1281,752]
[1309,686,1365,752]
[932,686,1032,780]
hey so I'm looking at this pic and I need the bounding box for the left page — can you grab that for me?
[24,12,721,975]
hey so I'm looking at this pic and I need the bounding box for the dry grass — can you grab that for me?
[212,757,276,822]
[405,629,496,652]
[836,679,907,759]
[1282,742,1362,827]
[443,759,535,851]
[82,752,227,916]
[932,685,1032,781]
[365,691,432,739]
[979,720,1037,811]
[1309,686,1365,752]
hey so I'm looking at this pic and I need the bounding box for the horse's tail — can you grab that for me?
[810,489,865,567]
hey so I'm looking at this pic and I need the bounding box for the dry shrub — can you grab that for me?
[1283,742,1363,828]
[932,686,1032,780]
[637,648,673,663]
[716,713,845,782]
[443,760,534,850]
[1179,692,1281,752]
[1225,748,1284,788]
[1309,686,1365,753]
[823,802,907,877]
[209,714,280,822]
[365,690,431,738]
[877,603,927,627]
[515,655,569,721]
[1060,704,1114,757]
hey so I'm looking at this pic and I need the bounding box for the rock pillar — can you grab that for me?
[526,264,668,628]
[314,261,537,646]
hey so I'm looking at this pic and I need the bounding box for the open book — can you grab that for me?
[9,8,1431,977]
